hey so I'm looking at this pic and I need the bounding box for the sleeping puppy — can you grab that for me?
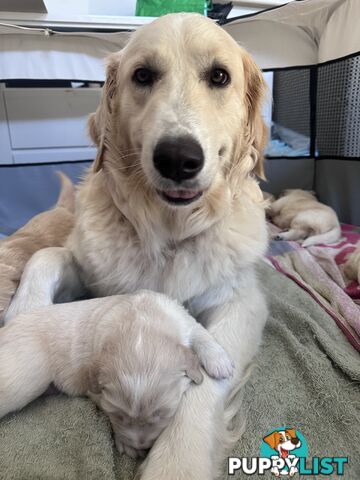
[0,172,75,325]
[0,291,233,458]
[269,189,341,247]
[344,241,360,284]
[261,190,275,220]
[262,190,275,204]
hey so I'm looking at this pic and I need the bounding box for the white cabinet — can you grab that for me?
[0,85,101,164]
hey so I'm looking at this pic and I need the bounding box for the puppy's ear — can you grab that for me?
[91,51,122,173]
[263,431,278,450]
[182,346,203,385]
[286,428,297,439]
[87,340,115,394]
[242,50,268,179]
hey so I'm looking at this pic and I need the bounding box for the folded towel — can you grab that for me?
[1,264,359,479]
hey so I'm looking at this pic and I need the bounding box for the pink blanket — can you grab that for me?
[266,224,360,351]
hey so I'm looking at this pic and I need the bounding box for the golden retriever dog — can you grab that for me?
[6,13,268,479]
[344,241,360,283]
[269,189,341,247]
[0,172,74,325]
[0,291,233,458]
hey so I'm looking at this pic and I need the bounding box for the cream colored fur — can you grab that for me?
[270,189,341,247]
[0,292,233,458]
[344,241,360,283]
[0,172,75,325]
[6,14,269,479]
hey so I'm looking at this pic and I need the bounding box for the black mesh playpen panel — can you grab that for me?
[265,67,312,159]
[317,55,360,157]
[263,52,360,224]
[272,69,311,140]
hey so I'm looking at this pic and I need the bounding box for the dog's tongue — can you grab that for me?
[164,190,198,200]
[280,448,288,459]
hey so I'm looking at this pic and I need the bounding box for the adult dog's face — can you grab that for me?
[90,13,266,208]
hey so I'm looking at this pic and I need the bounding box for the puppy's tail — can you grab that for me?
[222,363,254,444]
[213,363,255,479]
[302,225,341,247]
[55,172,76,213]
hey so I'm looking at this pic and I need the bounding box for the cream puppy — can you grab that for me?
[262,190,275,204]
[0,172,75,325]
[344,242,360,284]
[0,291,233,458]
[269,189,341,247]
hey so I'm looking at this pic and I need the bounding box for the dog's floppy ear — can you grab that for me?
[91,51,122,173]
[88,112,100,146]
[286,428,297,439]
[182,346,203,385]
[263,431,279,450]
[242,50,268,179]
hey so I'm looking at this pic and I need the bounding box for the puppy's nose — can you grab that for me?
[291,437,299,445]
[153,136,204,182]
[138,436,147,447]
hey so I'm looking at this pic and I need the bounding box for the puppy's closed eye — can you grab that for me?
[110,410,133,427]
[114,412,126,423]
[148,407,171,423]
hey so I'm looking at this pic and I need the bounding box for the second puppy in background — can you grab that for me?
[269,189,341,247]
[0,291,233,459]
[344,241,360,284]
[0,172,75,325]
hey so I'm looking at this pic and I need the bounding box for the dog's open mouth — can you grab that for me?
[279,447,289,459]
[159,189,203,206]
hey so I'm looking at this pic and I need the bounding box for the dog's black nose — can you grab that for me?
[291,437,299,445]
[153,136,204,182]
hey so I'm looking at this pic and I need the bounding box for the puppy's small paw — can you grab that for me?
[115,437,125,455]
[124,445,147,459]
[200,344,234,380]
[115,437,147,459]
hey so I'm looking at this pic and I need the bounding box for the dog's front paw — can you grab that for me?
[200,343,234,380]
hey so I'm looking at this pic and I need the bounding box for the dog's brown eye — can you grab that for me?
[210,68,230,87]
[133,68,155,86]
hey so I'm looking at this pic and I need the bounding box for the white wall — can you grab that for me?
[44,0,89,15]
[89,0,137,16]
[44,0,137,16]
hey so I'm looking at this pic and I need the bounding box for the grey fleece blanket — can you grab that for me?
[0,263,359,480]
